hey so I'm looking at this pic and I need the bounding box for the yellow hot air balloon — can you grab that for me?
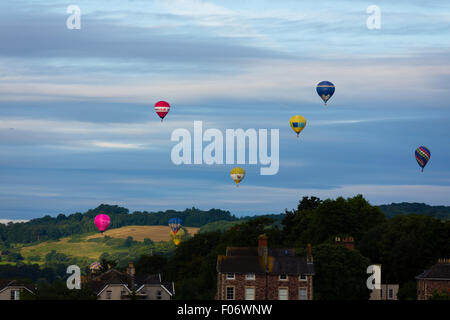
[290,115,307,138]
[230,167,245,186]
[170,228,184,246]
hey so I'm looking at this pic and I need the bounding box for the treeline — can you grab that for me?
[378,202,450,220]
[0,205,235,244]
[139,195,450,300]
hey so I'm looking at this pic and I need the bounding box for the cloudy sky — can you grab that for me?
[0,0,449,219]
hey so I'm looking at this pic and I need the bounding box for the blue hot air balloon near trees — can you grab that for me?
[415,146,431,172]
[168,218,182,234]
[316,81,335,106]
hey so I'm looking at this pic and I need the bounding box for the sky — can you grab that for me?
[0,0,449,219]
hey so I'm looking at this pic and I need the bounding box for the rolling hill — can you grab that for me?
[17,225,199,266]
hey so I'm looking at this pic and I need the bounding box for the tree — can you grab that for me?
[311,244,371,300]
[359,215,450,284]
[135,254,168,275]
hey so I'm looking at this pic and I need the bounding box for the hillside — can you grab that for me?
[86,225,199,242]
[8,225,198,269]
[378,202,450,220]
[0,204,234,244]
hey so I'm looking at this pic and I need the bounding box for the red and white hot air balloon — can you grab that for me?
[154,101,170,122]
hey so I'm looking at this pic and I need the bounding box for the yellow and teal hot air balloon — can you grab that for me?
[230,167,245,186]
[170,228,184,246]
[289,115,307,138]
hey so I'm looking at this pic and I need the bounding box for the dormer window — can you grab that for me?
[227,273,235,280]
[245,273,255,280]
[299,274,307,281]
[279,274,288,281]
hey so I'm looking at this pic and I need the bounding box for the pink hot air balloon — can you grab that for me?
[94,214,110,233]
[154,101,170,122]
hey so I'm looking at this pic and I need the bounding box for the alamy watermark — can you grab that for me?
[171,121,279,175]
[366,5,381,30]
[66,5,81,30]
[366,264,381,290]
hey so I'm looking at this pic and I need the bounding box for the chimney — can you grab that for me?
[307,244,313,264]
[127,262,135,289]
[335,236,355,250]
[258,234,268,270]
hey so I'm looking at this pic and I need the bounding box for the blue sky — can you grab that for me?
[0,0,449,219]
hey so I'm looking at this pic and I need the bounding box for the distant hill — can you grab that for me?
[377,203,450,220]
[0,204,236,244]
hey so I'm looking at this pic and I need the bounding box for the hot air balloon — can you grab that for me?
[168,217,182,235]
[94,214,111,234]
[289,115,307,138]
[415,146,431,172]
[154,101,170,122]
[230,167,245,186]
[89,261,102,272]
[316,81,335,106]
[170,228,184,246]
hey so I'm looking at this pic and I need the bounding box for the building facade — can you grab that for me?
[0,280,35,300]
[216,234,314,300]
[89,263,174,300]
[416,258,450,300]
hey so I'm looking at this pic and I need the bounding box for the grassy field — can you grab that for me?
[86,225,199,242]
[18,225,199,264]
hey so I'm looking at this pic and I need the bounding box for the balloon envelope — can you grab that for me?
[316,81,335,105]
[415,146,431,172]
[94,214,111,233]
[154,101,170,121]
[168,217,182,234]
[230,167,245,185]
[289,115,307,137]
[170,228,184,246]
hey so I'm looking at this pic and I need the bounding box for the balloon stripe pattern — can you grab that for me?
[316,81,335,106]
[415,146,431,172]
[154,101,170,121]
[168,217,182,234]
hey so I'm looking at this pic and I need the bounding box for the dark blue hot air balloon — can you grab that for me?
[168,218,182,234]
[316,81,335,106]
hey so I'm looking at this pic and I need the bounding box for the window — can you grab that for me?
[106,290,112,300]
[299,288,307,300]
[299,274,307,281]
[245,273,255,280]
[388,288,394,299]
[279,274,288,281]
[279,288,288,300]
[245,287,255,300]
[227,273,235,280]
[226,287,234,300]
[10,290,20,300]
[380,289,383,299]
[157,290,162,300]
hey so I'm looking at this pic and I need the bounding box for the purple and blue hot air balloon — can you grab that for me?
[168,218,182,235]
[415,146,431,172]
[316,81,335,106]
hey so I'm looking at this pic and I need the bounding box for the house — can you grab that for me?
[416,258,450,300]
[0,280,35,300]
[89,263,175,300]
[334,236,355,250]
[216,234,314,300]
[369,284,399,300]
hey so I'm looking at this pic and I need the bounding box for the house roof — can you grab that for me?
[0,279,35,293]
[89,269,174,295]
[416,262,450,280]
[218,247,314,275]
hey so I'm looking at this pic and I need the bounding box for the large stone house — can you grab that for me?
[216,234,314,300]
[0,280,35,300]
[88,263,175,300]
[416,258,450,300]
